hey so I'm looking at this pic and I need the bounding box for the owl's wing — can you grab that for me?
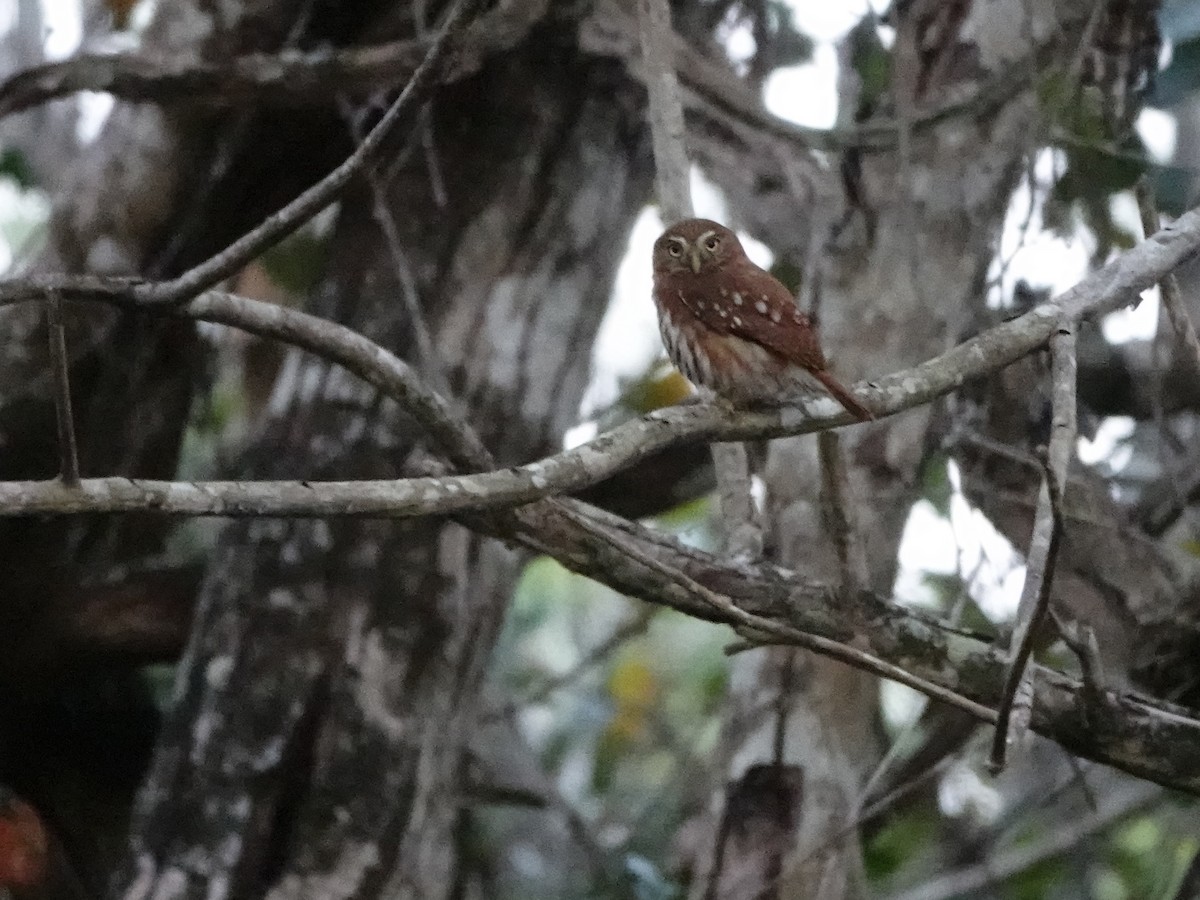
[678,265,828,370]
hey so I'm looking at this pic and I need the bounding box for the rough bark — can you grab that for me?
[118,16,652,898]
[0,0,342,891]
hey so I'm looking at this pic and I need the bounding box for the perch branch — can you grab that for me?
[5,214,1200,793]
[2,205,1199,518]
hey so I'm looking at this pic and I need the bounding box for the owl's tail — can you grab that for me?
[812,369,875,422]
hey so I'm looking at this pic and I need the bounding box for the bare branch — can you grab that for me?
[817,431,867,591]
[552,501,998,723]
[637,0,691,223]
[188,291,493,471]
[0,1,546,120]
[1135,177,1200,379]
[883,783,1157,900]
[0,0,1045,164]
[128,0,483,307]
[486,499,1200,796]
[2,206,1198,519]
[43,291,79,484]
[989,322,1076,774]
[339,99,450,397]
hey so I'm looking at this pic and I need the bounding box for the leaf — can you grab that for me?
[260,228,329,293]
[621,367,694,413]
[0,148,34,189]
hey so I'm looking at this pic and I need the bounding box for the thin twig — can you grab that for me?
[132,0,482,307]
[43,291,79,484]
[338,98,450,396]
[637,0,693,224]
[883,784,1158,900]
[989,322,1076,774]
[483,605,657,722]
[1051,609,1107,727]
[817,430,868,592]
[772,649,795,765]
[1135,177,1200,378]
[552,502,998,725]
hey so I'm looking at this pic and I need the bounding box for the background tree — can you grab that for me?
[0,1,1199,899]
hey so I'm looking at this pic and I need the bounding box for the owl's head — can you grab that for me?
[652,218,743,276]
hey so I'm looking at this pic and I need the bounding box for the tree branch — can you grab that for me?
[883,783,1157,900]
[2,205,1198,519]
[817,431,867,592]
[0,0,483,315]
[4,210,1200,794]
[1136,177,1200,378]
[0,0,1043,160]
[484,499,1200,796]
[43,291,79,484]
[989,322,1076,773]
[0,1,546,121]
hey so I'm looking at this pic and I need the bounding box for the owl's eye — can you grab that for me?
[667,243,683,257]
[704,236,720,251]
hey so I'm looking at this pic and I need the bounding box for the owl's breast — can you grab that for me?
[656,296,798,403]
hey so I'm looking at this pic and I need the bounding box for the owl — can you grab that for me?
[652,218,872,421]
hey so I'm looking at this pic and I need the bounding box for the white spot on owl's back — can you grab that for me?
[733,316,743,326]
[720,288,729,298]
[719,308,728,318]
[733,293,744,306]
[755,300,768,314]
[771,310,782,323]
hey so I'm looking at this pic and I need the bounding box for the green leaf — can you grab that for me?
[0,147,34,188]
[260,228,329,293]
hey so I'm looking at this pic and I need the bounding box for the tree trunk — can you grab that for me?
[119,16,653,898]
[0,0,335,891]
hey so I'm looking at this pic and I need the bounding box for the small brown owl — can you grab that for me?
[652,218,872,421]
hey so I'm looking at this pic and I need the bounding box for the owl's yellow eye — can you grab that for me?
[667,244,683,257]
[704,236,720,251]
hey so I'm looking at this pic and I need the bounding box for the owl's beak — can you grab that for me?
[689,246,703,274]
